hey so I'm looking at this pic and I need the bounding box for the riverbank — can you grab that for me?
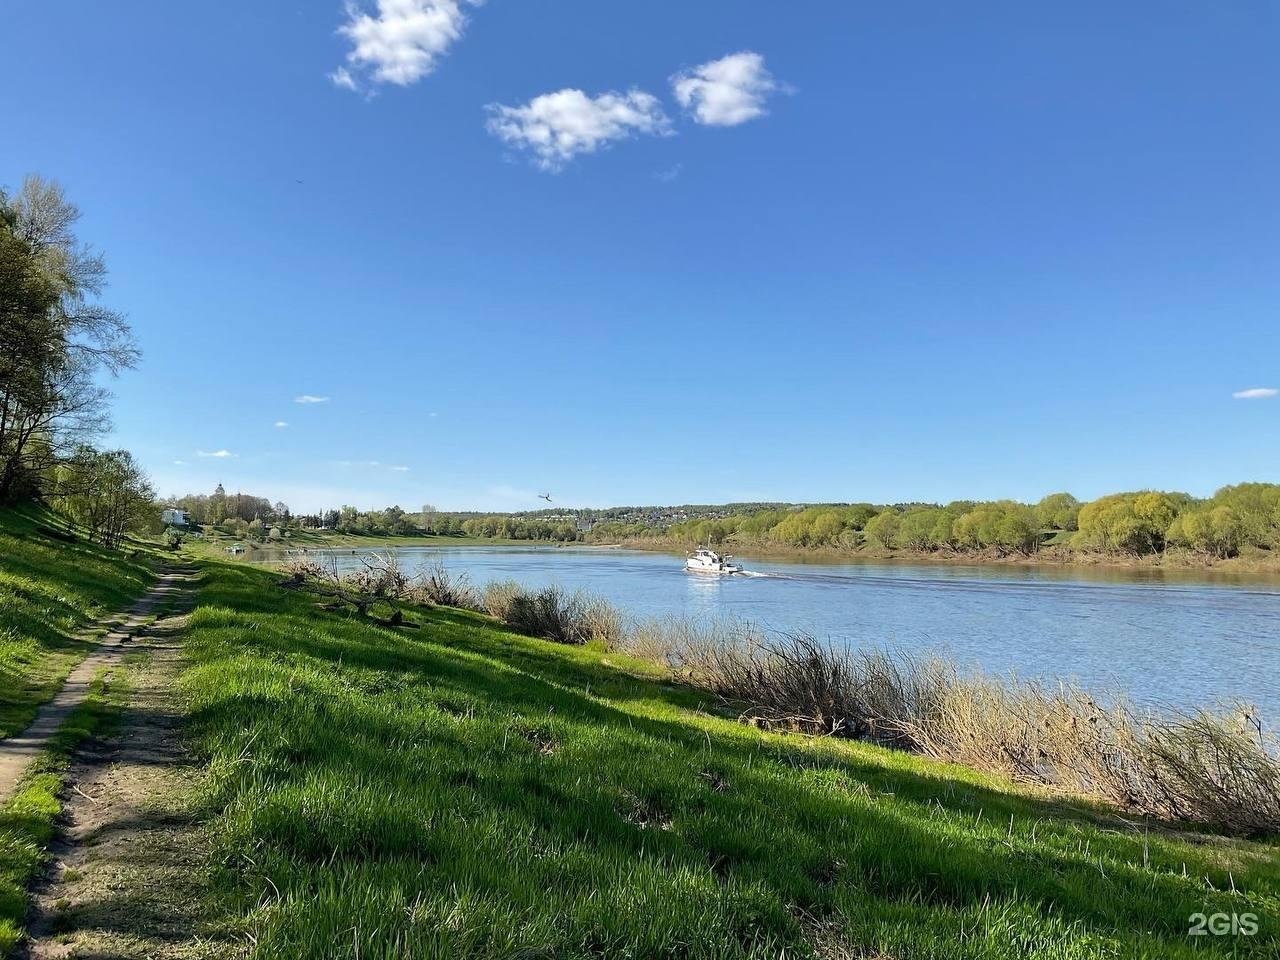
[177,561,1278,957]
[615,537,1280,577]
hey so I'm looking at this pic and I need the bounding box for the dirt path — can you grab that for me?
[19,606,232,960]
[0,568,194,802]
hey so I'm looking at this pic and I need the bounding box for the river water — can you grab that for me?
[268,545,1280,719]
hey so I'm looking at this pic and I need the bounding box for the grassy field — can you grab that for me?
[179,560,1279,959]
[0,669,129,954]
[0,506,158,739]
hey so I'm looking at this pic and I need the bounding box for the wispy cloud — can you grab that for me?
[672,51,782,127]
[1233,387,1278,400]
[330,66,358,91]
[333,0,480,92]
[295,395,330,404]
[172,460,186,466]
[274,421,290,429]
[486,88,671,172]
[391,465,411,472]
[196,449,237,459]
[654,163,683,183]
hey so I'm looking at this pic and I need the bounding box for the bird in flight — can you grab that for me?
[539,493,553,503]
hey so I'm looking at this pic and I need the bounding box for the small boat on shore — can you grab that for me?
[685,548,742,575]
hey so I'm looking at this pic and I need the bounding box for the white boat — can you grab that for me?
[685,548,742,574]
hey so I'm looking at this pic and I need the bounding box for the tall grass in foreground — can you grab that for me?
[649,627,1280,837]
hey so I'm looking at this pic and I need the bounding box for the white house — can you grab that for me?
[161,508,190,527]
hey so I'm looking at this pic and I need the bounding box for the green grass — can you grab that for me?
[180,561,1280,959]
[0,506,159,739]
[0,670,128,955]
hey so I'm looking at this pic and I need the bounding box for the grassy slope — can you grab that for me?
[0,506,157,739]
[182,561,1279,959]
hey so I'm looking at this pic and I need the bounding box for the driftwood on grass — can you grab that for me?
[283,553,413,623]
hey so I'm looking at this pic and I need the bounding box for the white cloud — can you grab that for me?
[654,163,683,183]
[274,421,290,429]
[391,465,411,472]
[1233,387,1278,399]
[672,51,780,127]
[333,0,480,91]
[197,450,236,459]
[295,395,330,404]
[330,66,358,91]
[172,460,186,466]
[486,88,671,171]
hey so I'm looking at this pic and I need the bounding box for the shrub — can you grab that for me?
[486,583,623,646]
[481,579,523,621]
[503,586,584,644]
[578,593,624,648]
[413,561,480,611]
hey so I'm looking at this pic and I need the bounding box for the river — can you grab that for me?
[265,545,1280,718]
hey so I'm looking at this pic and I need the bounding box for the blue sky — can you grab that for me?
[3,2,1278,512]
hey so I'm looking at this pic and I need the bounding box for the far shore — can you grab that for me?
[196,528,1280,579]
[613,538,1280,577]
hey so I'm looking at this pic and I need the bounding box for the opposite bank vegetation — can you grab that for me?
[180,484,1280,573]
[592,486,1280,568]
[286,554,1280,840]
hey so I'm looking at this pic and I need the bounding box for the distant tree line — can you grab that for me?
[1,175,152,546]
[652,485,1280,560]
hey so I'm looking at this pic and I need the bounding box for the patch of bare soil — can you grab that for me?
[20,614,238,960]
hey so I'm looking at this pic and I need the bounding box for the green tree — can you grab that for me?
[1034,493,1080,532]
[1167,506,1244,558]
[808,511,845,546]
[953,502,1038,554]
[899,507,950,551]
[52,447,154,548]
[1208,483,1280,548]
[1075,492,1176,555]
[865,510,901,549]
[0,177,138,503]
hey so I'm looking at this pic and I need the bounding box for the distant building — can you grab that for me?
[576,517,594,533]
[161,508,190,527]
